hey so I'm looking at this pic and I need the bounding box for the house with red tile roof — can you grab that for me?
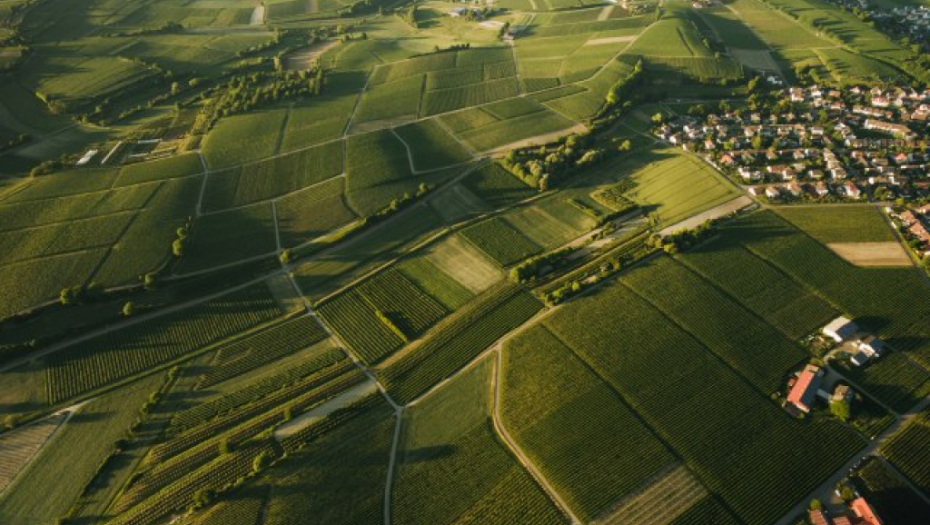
[851,497,883,525]
[809,509,831,525]
[788,365,824,413]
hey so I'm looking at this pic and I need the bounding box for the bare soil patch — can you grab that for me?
[283,40,340,71]
[585,36,637,46]
[827,242,912,267]
[423,234,503,293]
[660,196,752,236]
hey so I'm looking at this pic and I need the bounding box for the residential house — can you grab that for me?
[851,498,883,525]
[823,316,859,343]
[787,364,825,413]
[844,181,862,199]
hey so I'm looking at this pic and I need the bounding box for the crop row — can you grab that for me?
[174,347,345,432]
[460,218,542,267]
[501,324,678,521]
[677,236,837,339]
[111,439,277,525]
[47,284,283,403]
[380,285,543,404]
[149,360,359,463]
[422,77,520,117]
[881,414,930,497]
[623,257,807,393]
[195,315,330,390]
[853,457,930,525]
[118,367,366,513]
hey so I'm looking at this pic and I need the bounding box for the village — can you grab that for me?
[824,0,930,53]
[653,84,930,261]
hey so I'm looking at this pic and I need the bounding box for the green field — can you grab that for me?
[394,354,566,525]
[774,206,896,244]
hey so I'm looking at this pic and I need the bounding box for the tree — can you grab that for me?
[618,139,632,152]
[60,287,74,305]
[652,112,664,124]
[122,301,135,317]
[192,488,215,508]
[253,450,274,473]
[218,437,231,455]
[279,249,292,264]
[143,272,158,290]
[830,398,851,422]
[809,499,822,511]
[172,238,185,258]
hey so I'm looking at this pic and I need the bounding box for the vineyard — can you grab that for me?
[379,285,543,404]
[46,284,284,403]
[541,278,864,525]
[501,324,678,522]
[460,218,543,267]
[880,410,930,497]
[263,399,395,525]
[677,236,837,339]
[459,162,535,209]
[394,355,567,525]
[176,349,345,432]
[275,177,357,248]
[623,256,807,393]
[195,315,331,389]
[318,268,451,365]
[201,140,345,212]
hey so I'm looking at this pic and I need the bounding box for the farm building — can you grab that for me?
[823,316,858,343]
[787,364,824,414]
[809,510,829,525]
[857,336,884,358]
[850,351,871,367]
[850,497,883,525]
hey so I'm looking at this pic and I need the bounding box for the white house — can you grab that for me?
[823,316,858,343]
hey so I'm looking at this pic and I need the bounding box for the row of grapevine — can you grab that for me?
[725,212,930,371]
[459,217,542,267]
[501,324,678,522]
[623,256,807,393]
[148,361,358,463]
[47,284,283,403]
[380,285,543,404]
[173,348,345,433]
[677,235,837,339]
[854,457,930,525]
[880,411,930,497]
[541,278,863,525]
[196,315,330,389]
[280,393,386,453]
[110,439,277,525]
[117,367,366,513]
[318,269,450,365]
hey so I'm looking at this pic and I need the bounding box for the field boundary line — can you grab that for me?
[491,344,582,525]
[0,270,283,374]
[195,152,210,216]
[197,173,346,217]
[383,406,404,525]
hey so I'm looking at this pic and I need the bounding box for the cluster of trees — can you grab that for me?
[509,248,577,283]
[648,218,722,255]
[541,239,653,305]
[191,68,324,133]
[500,133,599,190]
[1,132,30,152]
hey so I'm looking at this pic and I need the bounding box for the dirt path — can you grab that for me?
[273,379,378,441]
[283,40,340,71]
[659,196,754,235]
[492,345,582,525]
[597,5,613,21]
[484,123,588,156]
[250,4,265,25]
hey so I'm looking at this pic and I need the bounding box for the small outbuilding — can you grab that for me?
[823,316,859,343]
